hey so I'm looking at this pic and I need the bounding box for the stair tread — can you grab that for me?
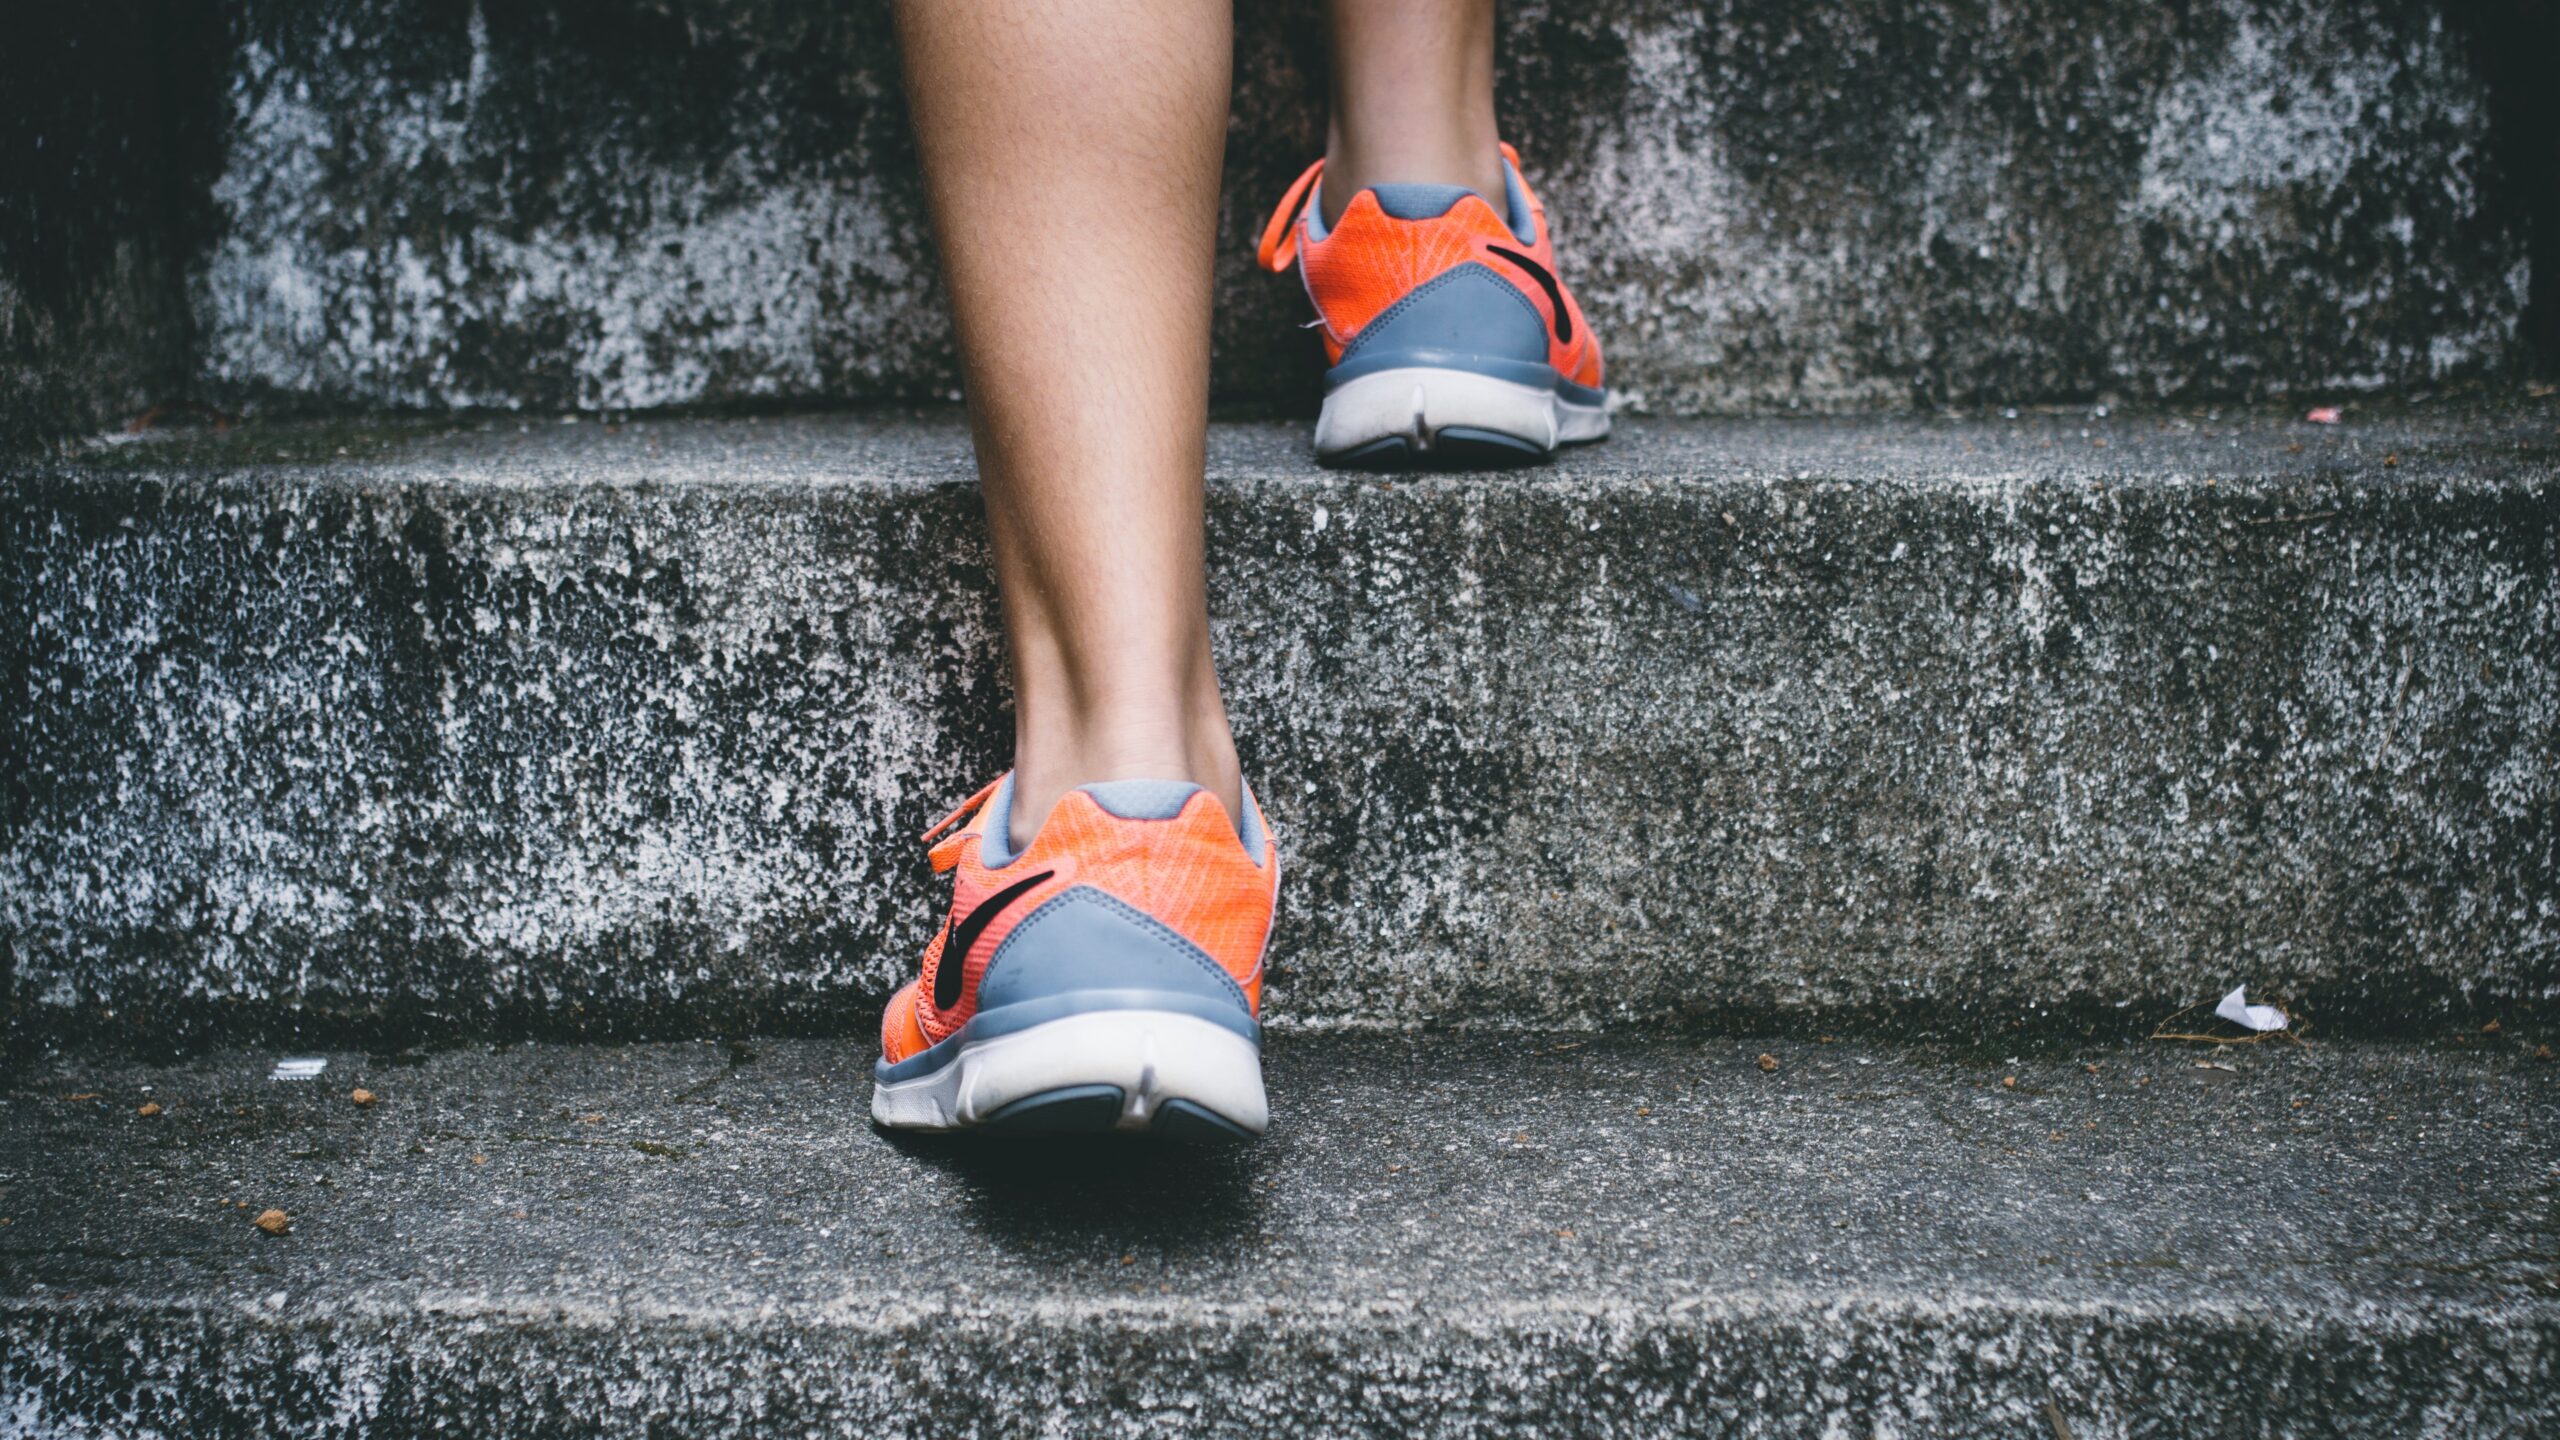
[5,1033,2553,1434]
[6,1033,2551,1315]
[50,400,2560,490]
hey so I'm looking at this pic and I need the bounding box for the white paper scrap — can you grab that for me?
[271,1057,328,1081]
[2214,986,2288,1033]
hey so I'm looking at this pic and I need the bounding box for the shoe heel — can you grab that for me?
[872,1006,1268,1137]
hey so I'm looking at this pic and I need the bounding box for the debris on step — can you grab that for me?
[271,1058,327,1082]
[253,1209,290,1236]
[2214,987,2289,1033]
[2150,990,2306,1048]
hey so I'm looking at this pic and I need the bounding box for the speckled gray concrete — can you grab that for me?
[0,7,224,450]
[1,1034,2553,1437]
[173,0,2531,419]
[6,405,2557,1042]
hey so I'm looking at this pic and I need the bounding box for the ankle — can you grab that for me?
[1319,137,1506,227]
[1009,718,1245,853]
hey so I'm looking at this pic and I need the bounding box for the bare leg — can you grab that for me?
[1323,0,1506,225]
[893,0,1242,847]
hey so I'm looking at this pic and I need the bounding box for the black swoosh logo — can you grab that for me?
[1486,245,1571,345]
[933,869,1056,1011]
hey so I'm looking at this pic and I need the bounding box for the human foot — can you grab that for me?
[872,774,1279,1139]
[1257,144,1608,467]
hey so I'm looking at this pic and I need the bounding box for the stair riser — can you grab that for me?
[6,1308,2548,1440]
[10,0,2534,450]
[8,448,2553,1037]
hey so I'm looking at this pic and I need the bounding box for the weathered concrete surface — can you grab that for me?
[1,1033,2553,1437]
[179,0,2533,418]
[0,6,225,451]
[5,406,2555,1042]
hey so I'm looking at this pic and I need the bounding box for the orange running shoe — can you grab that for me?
[872,774,1279,1139]
[1256,143,1608,467]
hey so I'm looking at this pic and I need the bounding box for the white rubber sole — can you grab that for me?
[870,1009,1269,1136]
[1314,365,1610,464]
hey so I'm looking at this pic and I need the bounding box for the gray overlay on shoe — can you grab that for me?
[1339,264,1547,367]
[1311,158,1534,244]
[1326,262,1603,405]
[1080,779,1203,821]
[976,772,1023,868]
[978,886,1253,1017]
[873,884,1259,1082]
[1369,183,1475,221]
[1498,157,1536,245]
[986,778,1267,867]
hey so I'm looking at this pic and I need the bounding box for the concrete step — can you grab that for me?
[7,404,2555,1043]
[7,0,2549,448]
[2,1032,2553,1437]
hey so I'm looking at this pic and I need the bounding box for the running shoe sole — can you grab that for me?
[871,1004,1268,1140]
[1315,365,1610,469]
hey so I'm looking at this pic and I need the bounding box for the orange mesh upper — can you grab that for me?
[880,782,1279,1064]
[1260,145,1602,389]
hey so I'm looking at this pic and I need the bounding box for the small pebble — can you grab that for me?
[2002,1076,2018,1089]
[350,1088,378,1108]
[137,1102,162,1117]
[1756,1053,1779,1073]
[254,1209,290,1236]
